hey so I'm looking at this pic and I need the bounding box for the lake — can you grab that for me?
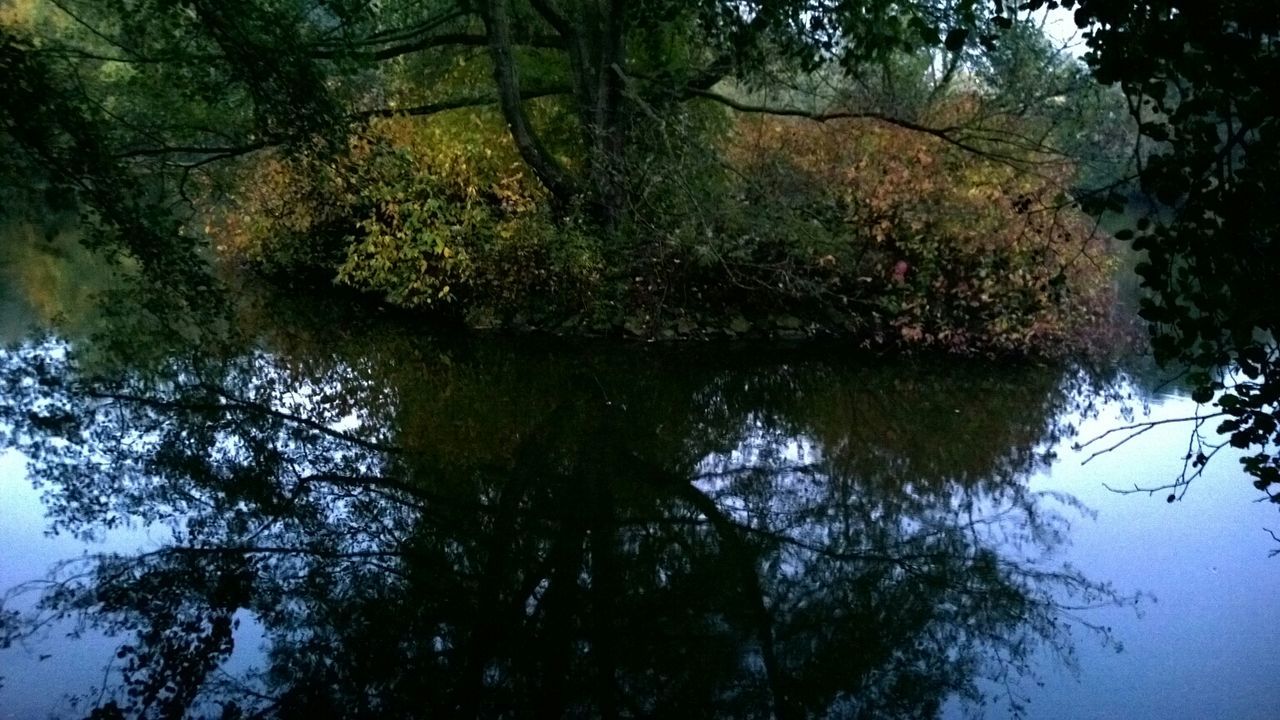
[1,229,1277,720]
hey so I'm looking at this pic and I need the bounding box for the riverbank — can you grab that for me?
[209,112,1121,358]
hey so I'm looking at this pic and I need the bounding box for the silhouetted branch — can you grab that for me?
[1076,412,1227,458]
[1266,528,1280,558]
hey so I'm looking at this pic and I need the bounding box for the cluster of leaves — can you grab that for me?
[625,105,1114,353]
[1048,0,1280,499]
[214,108,604,318]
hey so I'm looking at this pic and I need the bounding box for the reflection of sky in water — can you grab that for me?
[1,451,267,720]
[1008,393,1280,720]
[3,368,1280,718]
[692,389,1280,719]
[1,449,152,720]
[0,341,374,719]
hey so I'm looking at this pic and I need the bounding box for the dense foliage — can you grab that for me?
[1,0,1130,352]
[1045,0,1280,500]
[7,0,1278,494]
[727,110,1111,352]
[216,110,603,316]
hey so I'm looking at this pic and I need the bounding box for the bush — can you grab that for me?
[213,109,603,318]
[709,110,1114,353]
[213,100,1113,355]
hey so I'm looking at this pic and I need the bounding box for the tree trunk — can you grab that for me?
[479,0,579,206]
[589,0,628,234]
[485,0,633,231]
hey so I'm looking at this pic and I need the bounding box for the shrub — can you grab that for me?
[720,110,1114,353]
[213,99,1112,354]
[213,109,603,317]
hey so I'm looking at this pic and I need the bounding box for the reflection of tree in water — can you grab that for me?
[0,312,1134,719]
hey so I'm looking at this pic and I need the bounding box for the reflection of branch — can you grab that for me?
[667,477,797,720]
[85,386,401,455]
[161,545,402,560]
[693,462,823,483]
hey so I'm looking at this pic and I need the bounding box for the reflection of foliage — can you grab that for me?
[0,216,122,342]
[0,308,1135,719]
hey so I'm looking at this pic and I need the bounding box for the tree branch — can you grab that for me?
[114,86,573,162]
[354,85,571,120]
[685,87,1066,168]
[478,0,579,202]
[527,0,576,39]
[313,10,468,49]
[1074,412,1227,455]
[306,32,564,61]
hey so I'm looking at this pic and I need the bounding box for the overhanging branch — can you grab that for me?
[306,32,564,61]
[685,87,1065,168]
[355,86,572,120]
[115,87,573,161]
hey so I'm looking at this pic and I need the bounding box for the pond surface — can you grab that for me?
[0,231,1277,720]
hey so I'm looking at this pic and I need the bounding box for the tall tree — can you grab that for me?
[2,0,1015,230]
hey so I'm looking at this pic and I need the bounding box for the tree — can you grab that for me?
[12,0,1275,497]
[0,0,1070,234]
[1036,0,1280,502]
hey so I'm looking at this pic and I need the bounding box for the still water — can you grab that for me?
[0,236,1277,719]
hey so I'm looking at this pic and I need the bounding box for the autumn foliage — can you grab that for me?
[212,107,602,319]
[212,102,1113,354]
[720,109,1114,353]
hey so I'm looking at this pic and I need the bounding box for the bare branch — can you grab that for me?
[1075,412,1227,454]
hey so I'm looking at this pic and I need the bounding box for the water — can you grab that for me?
[0,228,1277,719]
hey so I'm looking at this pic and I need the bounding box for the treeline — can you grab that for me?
[215,101,1118,353]
[2,1,1134,354]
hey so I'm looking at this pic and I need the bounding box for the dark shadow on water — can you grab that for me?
[0,288,1141,720]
